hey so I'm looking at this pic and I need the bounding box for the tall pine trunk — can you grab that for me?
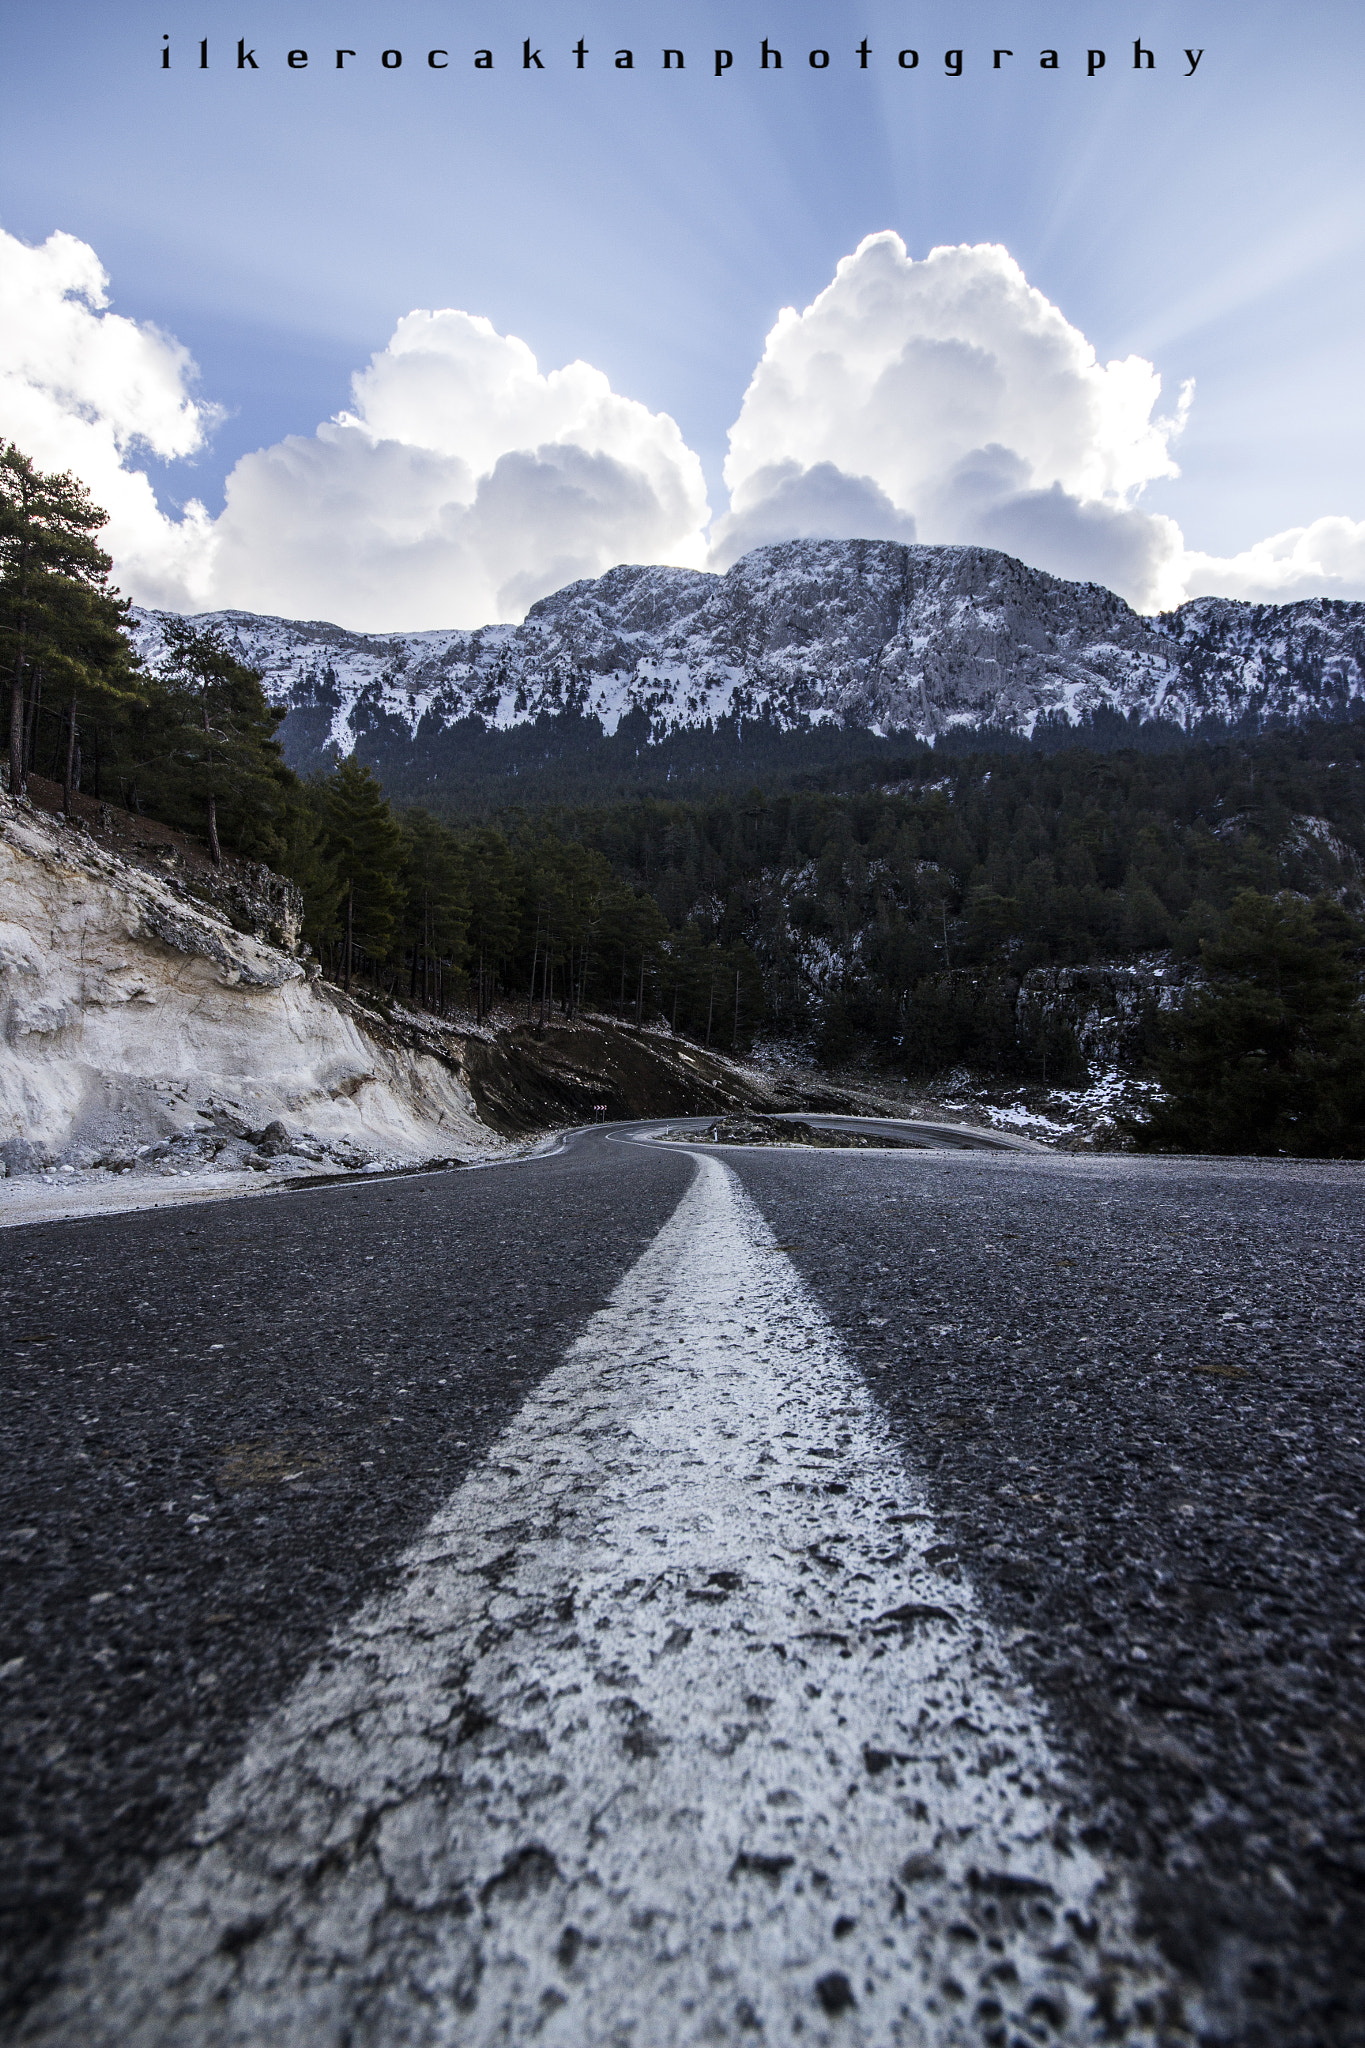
[22,665,41,782]
[8,642,25,799]
[6,497,35,799]
[202,703,222,864]
[344,880,354,992]
[62,692,78,816]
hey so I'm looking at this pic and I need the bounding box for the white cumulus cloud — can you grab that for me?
[712,232,1193,610]
[0,226,218,606]
[5,223,1365,626]
[1182,516,1365,604]
[209,310,711,627]
[0,231,710,630]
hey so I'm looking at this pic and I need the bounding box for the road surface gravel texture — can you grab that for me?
[0,1127,1361,2046]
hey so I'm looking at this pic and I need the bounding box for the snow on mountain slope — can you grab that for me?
[1156,594,1365,728]
[129,540,1365,755]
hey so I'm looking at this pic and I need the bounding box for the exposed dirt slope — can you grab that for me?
[460,1022,786,1134]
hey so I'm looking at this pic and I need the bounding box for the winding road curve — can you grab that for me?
[2,1124,1364,2046]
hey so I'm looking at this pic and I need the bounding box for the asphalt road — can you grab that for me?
[2,1127,1363,2045]
[0,1136,695,2030]
[726,1141,1365,2048]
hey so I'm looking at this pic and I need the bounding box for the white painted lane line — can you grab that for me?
[23,1154,1184,2047]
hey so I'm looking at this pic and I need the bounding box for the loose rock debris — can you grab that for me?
[22,1155,1190,2046]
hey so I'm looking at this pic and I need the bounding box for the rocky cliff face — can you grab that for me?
[130,541,1365,755]
[0,793,499,1177]
[1156,595,1365,728]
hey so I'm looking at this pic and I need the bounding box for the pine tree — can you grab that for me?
[1126,891,1365,1156]
[321,758,404,991]
[462,829,518,1022]
[400,810,470,1012]
[146,616,293,865]
[38,575,143,815]
[0,445,133,803]
[280,788,342,959]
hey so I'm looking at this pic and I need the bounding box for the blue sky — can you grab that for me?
[3,0,1364,625]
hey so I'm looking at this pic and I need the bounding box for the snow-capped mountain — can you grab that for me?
[129,540,1365,757]
[1153,594,1365,728]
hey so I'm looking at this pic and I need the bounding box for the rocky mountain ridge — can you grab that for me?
[129,540,1365,757]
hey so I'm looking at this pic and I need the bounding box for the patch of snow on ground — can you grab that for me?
[982,1103,1077,1138]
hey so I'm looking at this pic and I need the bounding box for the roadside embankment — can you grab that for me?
[457,1019,788,1133]
[0,790,795,1225]
[0,792,501,1197]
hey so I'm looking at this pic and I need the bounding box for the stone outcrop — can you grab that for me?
[1015,963,1181,1074]
[0,793,497,1176]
